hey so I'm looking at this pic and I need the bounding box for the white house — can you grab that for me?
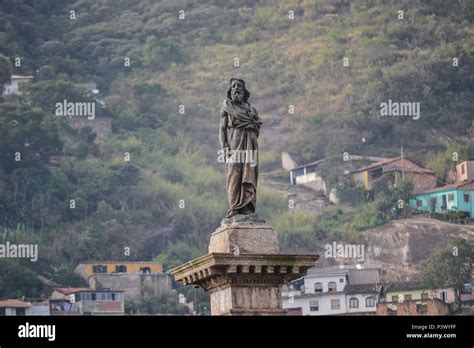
[2,75,33,96]
[283,267,349,315]
[344,283,378,314]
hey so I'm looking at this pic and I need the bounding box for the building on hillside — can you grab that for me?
[377,281,453,315]
[282,266,381,316]
[80,82,99,95]
[0,299,50,316]
[344,283,378,315]
[377,298,449,315]
[72,117,112,139]
[50,287,124,316]
[282,153,388,190]
[75,261,172,301]
[288,159,326,188]
[281,151,328,189]
[351,157,436,192]
[281,152,304,171]
[380,281,456,304]
[2,75,33,96]
[409,181,474,219]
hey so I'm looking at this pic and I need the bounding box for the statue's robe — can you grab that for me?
[220,98,262,216]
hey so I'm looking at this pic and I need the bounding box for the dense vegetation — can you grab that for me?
[0,0,472,312]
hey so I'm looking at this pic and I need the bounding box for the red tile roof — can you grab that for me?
[54,287,93,294]
[413,180,474,195]
[351,157,434,175]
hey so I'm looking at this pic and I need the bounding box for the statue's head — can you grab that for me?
[227,78,250,103]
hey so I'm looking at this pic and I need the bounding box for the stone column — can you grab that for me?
[170,216,318,315]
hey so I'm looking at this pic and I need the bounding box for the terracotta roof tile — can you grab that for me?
[0,300,32,308]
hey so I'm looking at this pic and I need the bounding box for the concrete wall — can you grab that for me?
[410,189,472,217]
[2,77,32,96]
[377,299,449,315]
[303,273,347,293]
[72,117,112,139]
[27,305,50,316]
[282,152,298,171]
[385,289,426,302]
[283,292,347,315]
[2,306,49,316]
[348,269,380,285]
[455,161,474,182]
[352,171,369,189]
[430,288,456,304]
[457,189,473,218]
[76,262,164,279]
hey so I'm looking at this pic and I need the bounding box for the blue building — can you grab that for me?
[409,181,474,219]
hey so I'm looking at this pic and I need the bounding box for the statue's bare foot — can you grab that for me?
[226,210,238,218]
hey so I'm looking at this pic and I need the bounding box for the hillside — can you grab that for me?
[365,218,474,281]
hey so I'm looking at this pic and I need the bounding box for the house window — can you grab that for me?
[115,265,127,273]
[91,293,96,301]
[309,300,319,312]
[392,295,399,302]
[314,282,323,293]
[421,293,429,300]
[464,194,470,203]
[416,200,422,208]
[93,265,107,273]
[330,299,340,310]
[461,164,465,175]
[405,294,412,301]
[16,308,26,316]
[416,303,428,314]
[328,282,337,292]
[366,297,376,307]
[448,193,454,202]
[0,308,5,316]
[349,297,359,308]
[440,291,448,302]
[339,278,344,283]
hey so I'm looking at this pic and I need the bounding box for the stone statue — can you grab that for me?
[219,78,262,220]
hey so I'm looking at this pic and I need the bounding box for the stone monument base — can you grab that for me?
[209,217,279,254]
[170,217,319,315]
[170,253,318,315]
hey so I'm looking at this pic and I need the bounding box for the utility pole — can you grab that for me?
[401,145,404,183]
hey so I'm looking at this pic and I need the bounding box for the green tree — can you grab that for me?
[422,239,473,312]
[0,260,42,298]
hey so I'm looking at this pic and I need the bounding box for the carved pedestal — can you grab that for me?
[170,217,318,315]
